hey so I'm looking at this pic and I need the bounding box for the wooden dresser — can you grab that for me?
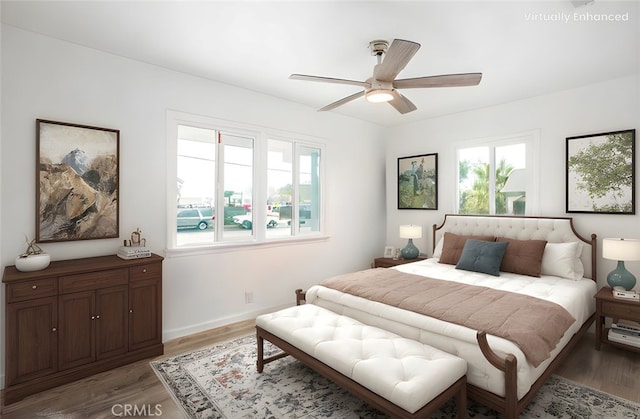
[2,253,164,405]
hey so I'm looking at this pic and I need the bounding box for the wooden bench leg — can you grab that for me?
[256,331,264,373]
[457,377,467,419]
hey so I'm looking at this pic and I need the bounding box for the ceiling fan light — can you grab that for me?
[365,89,393,103]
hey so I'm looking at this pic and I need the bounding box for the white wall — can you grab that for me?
[385,73,640,289]
[0,26,387,385]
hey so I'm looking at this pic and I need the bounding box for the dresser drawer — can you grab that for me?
[130,262,162,281]
[60,269,128,293]
[602,300,640,321]
[6,278,57,303]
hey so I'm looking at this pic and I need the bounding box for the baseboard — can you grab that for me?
[162,303,290,342]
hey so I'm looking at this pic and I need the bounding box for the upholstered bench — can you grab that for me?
[256,304,468,419]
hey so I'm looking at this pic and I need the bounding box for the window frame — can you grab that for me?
[166,110,327,257]
[454,130,540,215]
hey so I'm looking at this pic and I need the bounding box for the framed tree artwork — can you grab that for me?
[36,119,120,242]
[398,153,438,210]
[566,129,635,214]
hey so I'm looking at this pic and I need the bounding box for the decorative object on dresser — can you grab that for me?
[2,253,164,405]
[602,237,640,290]
[594,287,640,353]
[118,228,151,259]
[15,237,50,272]
[399,224,422,259]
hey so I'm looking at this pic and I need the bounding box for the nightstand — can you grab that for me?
[594,287,640,353]
[373,256,427,268]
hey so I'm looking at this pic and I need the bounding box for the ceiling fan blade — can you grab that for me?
[393,73,482,89]
[388,90,417,114]
[374,39,421,82]
[290,74,370,88]
[318,90,365,112]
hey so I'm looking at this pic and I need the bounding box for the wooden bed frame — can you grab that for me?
[431,214,598,418]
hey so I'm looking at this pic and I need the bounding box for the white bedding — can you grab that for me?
[305,258,597,399]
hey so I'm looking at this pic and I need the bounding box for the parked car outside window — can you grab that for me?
[177,207,214,230]
[232,213,279,230]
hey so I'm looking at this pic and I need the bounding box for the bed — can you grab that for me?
[304,214,598,418]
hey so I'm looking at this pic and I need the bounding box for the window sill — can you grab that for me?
[164,234,331,258]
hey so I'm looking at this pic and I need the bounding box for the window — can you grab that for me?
[167,111,324,251]
[456,131,539,215]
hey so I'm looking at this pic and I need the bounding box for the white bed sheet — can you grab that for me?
[305,258,597,399]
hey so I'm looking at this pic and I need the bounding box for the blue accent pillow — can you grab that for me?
[456,239,509,276]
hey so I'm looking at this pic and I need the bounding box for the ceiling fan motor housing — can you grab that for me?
[369,40,389,56]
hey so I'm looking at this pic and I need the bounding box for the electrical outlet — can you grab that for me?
[245,291,254,304]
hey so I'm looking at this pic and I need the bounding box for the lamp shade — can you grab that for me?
[602,238,640,261]
[399,225,422,239]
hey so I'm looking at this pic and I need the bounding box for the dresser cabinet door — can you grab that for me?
[96,285,129,360]
[6,296,58,385]
[58,290,95,371]
[129,263,162,351]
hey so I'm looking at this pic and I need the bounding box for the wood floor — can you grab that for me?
[2,322,638,419]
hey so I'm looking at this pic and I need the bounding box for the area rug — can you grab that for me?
[151,334,639,418]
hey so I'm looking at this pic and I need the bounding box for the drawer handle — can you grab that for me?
[96,315,101,319]
[32,285,37,290]
[142,268,147,273]
[91,316,96,320]
[52,327,57,332]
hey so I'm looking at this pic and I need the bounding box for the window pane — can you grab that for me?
[298,145,321,233]
[176,125,216,247]
[267,139,293,238]
[222,134,254,240]
[496,144,526,215]
[458,147,490,214]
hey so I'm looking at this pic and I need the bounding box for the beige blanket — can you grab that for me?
[321,268,576,367]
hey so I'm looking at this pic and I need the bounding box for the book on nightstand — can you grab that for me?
[608,329,640,348]
[612,319,640,334]
[117,246,151,260]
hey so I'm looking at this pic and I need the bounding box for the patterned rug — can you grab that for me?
[151,334,640,418]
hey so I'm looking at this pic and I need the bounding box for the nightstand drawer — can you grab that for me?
[602,300,640,320]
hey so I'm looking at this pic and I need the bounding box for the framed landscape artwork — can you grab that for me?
[36,119,120,242]
[566,129,635,214]
[398,153,438,210]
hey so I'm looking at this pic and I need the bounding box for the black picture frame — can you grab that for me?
[36,119,120,242]
[566,129,635,214]
[398,153,438,210]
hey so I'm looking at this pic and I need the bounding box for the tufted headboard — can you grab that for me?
[432,214,597,281]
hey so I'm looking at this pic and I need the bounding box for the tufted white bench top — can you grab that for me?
[256,303,467,414]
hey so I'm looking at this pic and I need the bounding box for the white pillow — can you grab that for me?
[433,236,444,259]
[541,242,584,280]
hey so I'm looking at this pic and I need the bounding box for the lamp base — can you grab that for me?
[401,238,419,260]
[607,261,636,291]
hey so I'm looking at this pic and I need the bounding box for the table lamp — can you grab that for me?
[399,225,422,259]
[602,238,640,290]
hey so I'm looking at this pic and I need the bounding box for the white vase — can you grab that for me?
[15,253,51,272]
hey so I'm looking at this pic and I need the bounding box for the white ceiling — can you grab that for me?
[2,1,639,126]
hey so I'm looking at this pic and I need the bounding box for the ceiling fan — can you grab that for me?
[290,39,482,114]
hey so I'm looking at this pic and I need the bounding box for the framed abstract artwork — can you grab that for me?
[398,153,438,210]
[36,119,120,242]
[566,129,635,214]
